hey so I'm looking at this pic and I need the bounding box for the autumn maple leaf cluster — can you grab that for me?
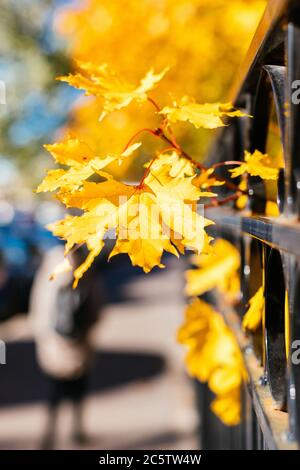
[38,0,285,428]
[38,63,251,287]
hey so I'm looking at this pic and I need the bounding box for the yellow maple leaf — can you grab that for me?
[49,199,118,287]
[265,200,279,217]
[209,366,243,396]
[73,235,105,288]
[178,298,246,425]
[37,139,141,193]
[109,188,178,272]
[146,153,219,196]
[47,160,213,284]
[48,200,117,255]
[145,151,196,179]
[59,62,168,120]
[230,150,279,180]
[160,97,247,129]
[242,286,264,332]
[185,239,240,297]
[44,139,95,166]
[192,168,225,189]
[211,389,241,426]
[59,179,136,209]
[145,166,214,254]
[37,165,96,193]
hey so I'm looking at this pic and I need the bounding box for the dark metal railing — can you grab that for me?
[200,0,300,450]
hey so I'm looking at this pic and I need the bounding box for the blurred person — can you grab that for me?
[29,245,101,449]
[0,249,33,321]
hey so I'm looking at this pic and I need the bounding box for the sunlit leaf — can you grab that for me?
[185,239,240,297]
[230,150,279,180]
[160,97,247,129]
[59,63,168,120]
[242,286,264,332]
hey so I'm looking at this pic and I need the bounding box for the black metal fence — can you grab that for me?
[200,0,300,450]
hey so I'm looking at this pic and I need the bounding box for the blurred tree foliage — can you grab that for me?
[0,0,266,186]
[55,0,266,180]
[0,0,71,185]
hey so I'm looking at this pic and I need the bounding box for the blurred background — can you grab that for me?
[0,0,265,449]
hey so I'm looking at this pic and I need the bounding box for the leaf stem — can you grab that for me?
[122,114,248,197]
[204,193,240,209]
[122,128,157,154]
[153,127,206,170]
[147,96,161,112]
[137,156,157,189]
[211,160,243,169]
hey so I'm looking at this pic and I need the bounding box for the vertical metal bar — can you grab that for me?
[285,20,300,216]
[288,258,300,443]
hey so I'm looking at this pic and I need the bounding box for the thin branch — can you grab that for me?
[211,160,243,169]
[154,128,206,170]
[147,96,161,112]
[122,128,157,154]
[137,156,158,189]
[204,193,240,209]
[122,123,248,197]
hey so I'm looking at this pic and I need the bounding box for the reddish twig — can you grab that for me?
[147,96,161,112]
[137,157,158,189]
[211,160,243,169]
[122,128,157,154]
[204,193,240,209]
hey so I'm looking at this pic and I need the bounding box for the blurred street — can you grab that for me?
[0,256,199,450]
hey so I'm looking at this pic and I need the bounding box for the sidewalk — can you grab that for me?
[0,257,199,450]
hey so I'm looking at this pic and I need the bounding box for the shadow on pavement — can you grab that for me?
[0,341,166,407]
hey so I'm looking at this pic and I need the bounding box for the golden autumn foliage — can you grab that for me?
[229,150,279,180]
[178,298,246,425]
[41,132,218,287]
[59,63,169,121]
[55,0,265,104]
[40,62,250,286]
[53,0,266,177]
[182,239,246,424]
[242,287,264,332]
[160,99,247,129]
[38,0,281,427]
[185,239,241,300]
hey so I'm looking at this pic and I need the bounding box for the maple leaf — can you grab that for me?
[48,200,117,255]
[49,199,118,287]
[37,165,97,193]
[146,153,218,197]
[146,151,196,178]
[160,97,247,129]
[178,298,246,425]
[47,160,214,284]
[185,238,240,297]
[145,166,214,254]
[108,189,179,272]
[58,63,168,120]
[42,139,216,284]
[210,389,242,426]
[73,235,105,288]
[230,150,279,180]
[59,179,136,210]
[37,139,141,193]
[112,186,180,272]
[44,139,95,166]
[265,201,280,217]
[242,286,264,332]
[192,168,225,189]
